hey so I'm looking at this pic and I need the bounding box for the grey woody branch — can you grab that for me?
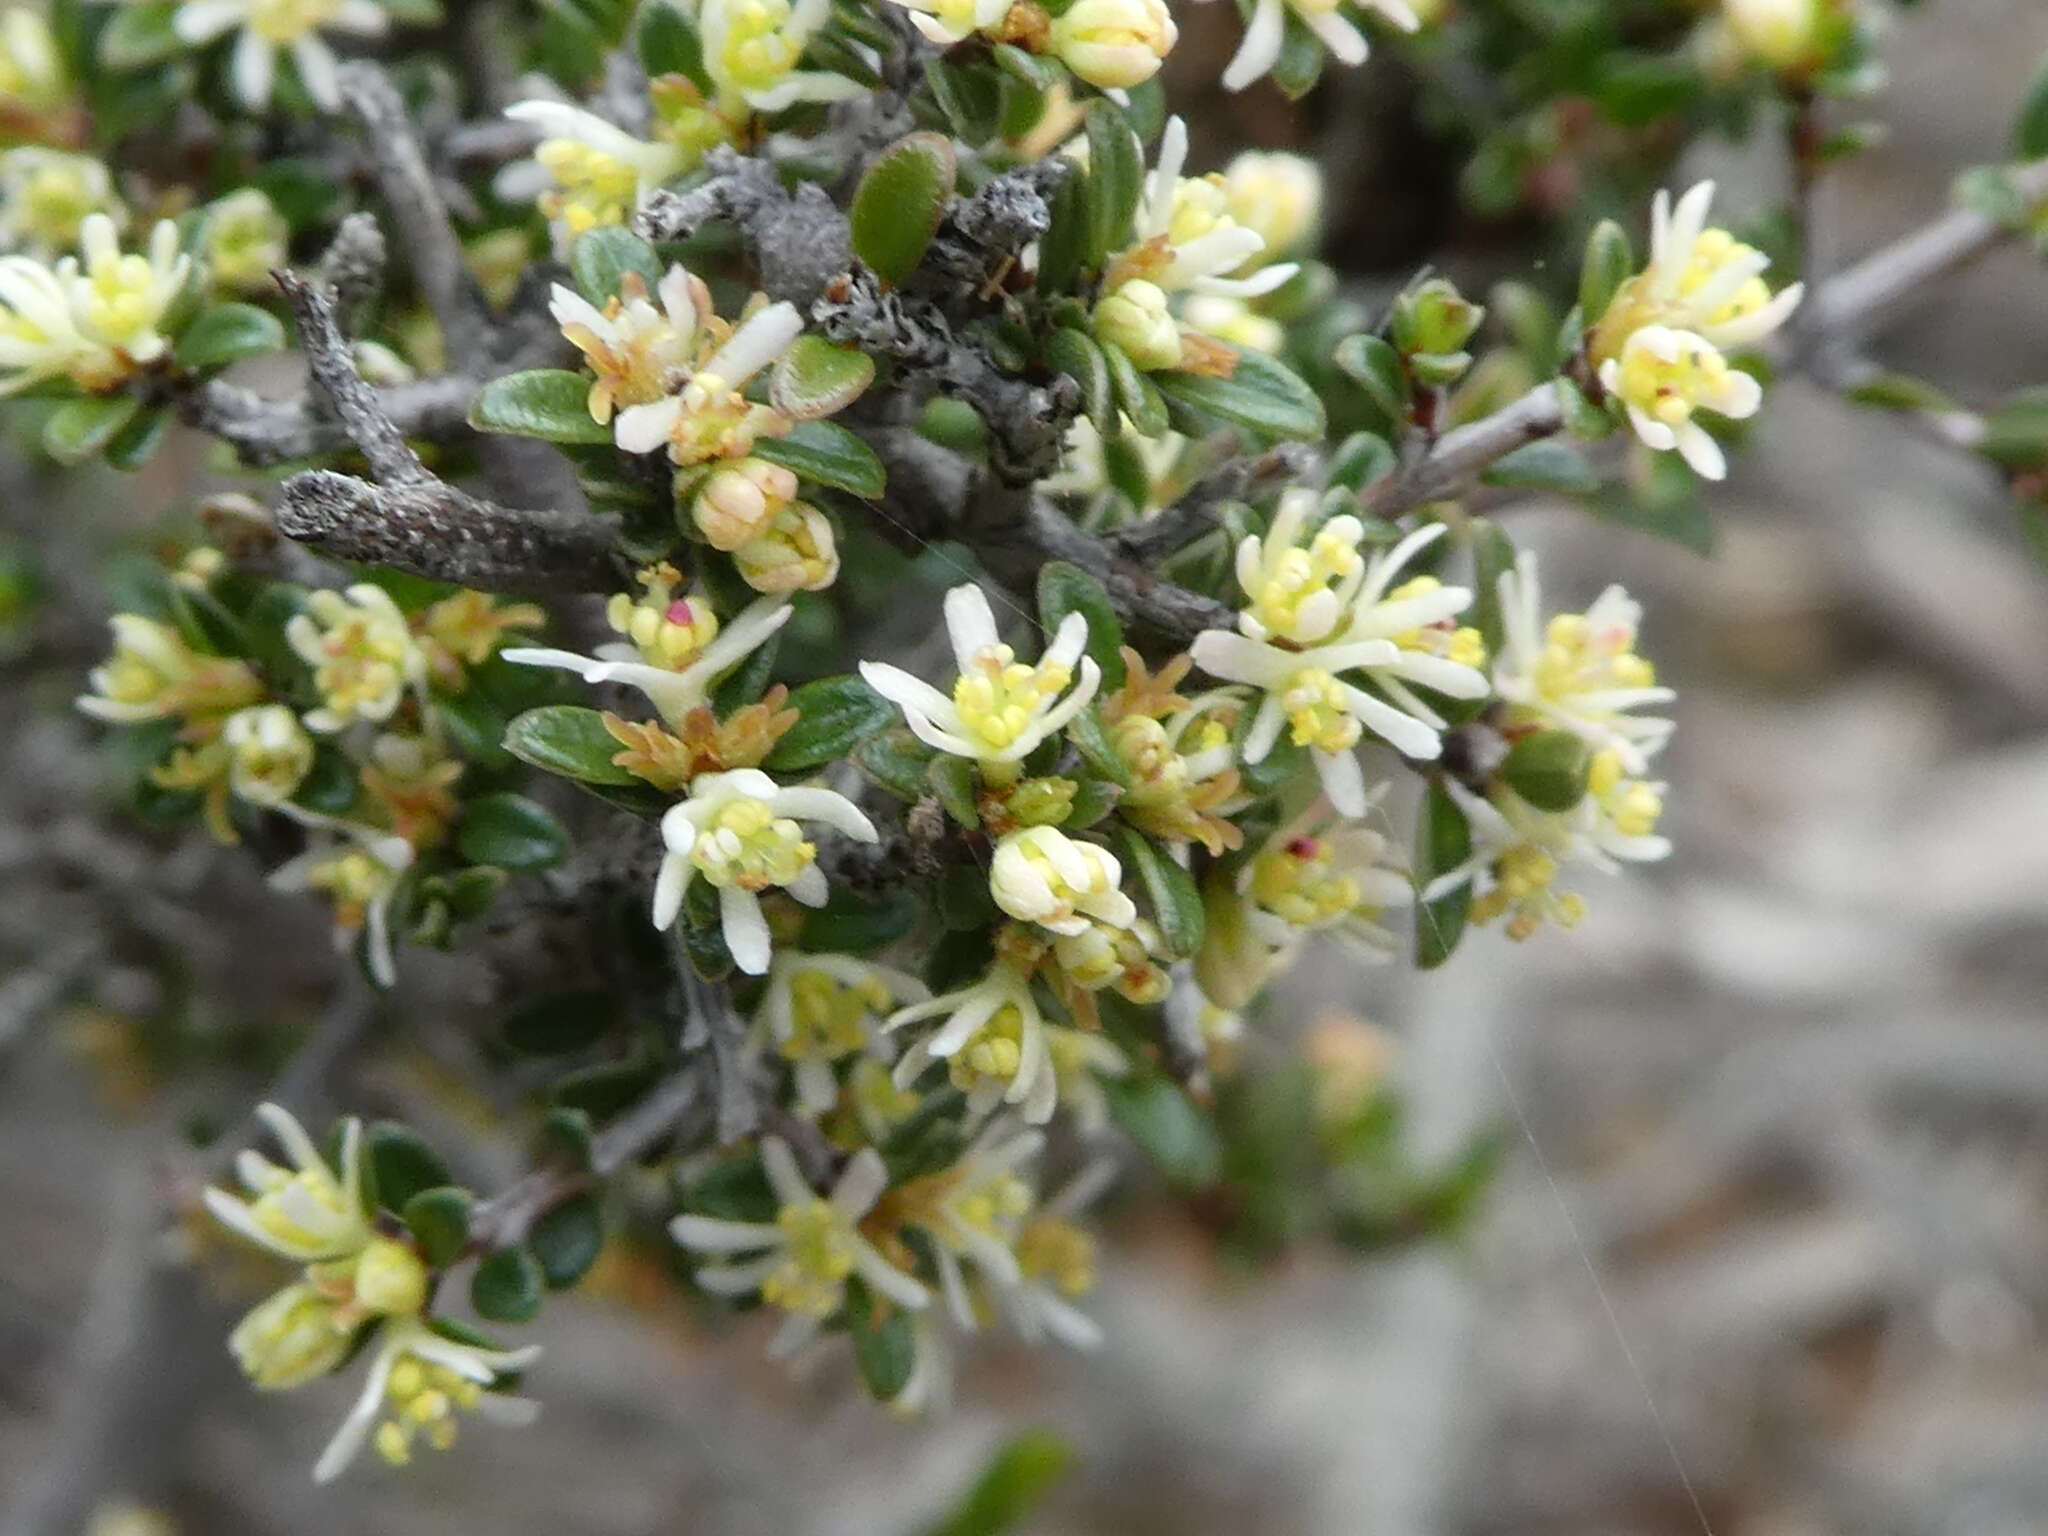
[270,274,622,595]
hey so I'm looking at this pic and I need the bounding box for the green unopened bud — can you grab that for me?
[1392,278,1485,359]
[1093,280,1182,373]
[1579,219,1635,334]
[229,1283,352,1391]
[1500,729,1592,812]
[691,456,800,551]
[1722,0,1826,74]
[1002,775,1079,829]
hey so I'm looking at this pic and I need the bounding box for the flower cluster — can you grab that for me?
[204,1105,539,1483]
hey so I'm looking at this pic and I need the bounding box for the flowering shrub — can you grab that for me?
[11,0,2048,1500]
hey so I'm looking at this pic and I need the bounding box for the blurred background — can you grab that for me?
[5,1,2048,1532]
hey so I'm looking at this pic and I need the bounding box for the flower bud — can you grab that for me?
[1048,0,1177,90]
[1092,280,1182,373]
[229,1283,352,1391]
[352,1236,431,1317]
[223,704,314,809]
[734,503,840,593]
[690,456,800,551]
[204,188,290,296]
[1391,277,1484,359]
[989,826,1135,936]
[1221,150,1322,257]
[1722,0,1825,73]
[1499,729,1591,812]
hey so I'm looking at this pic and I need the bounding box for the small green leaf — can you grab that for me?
[365,1122,452,1214]
[923,55,1002,143]
[1102,340,1169,438]
[176,304,286,372]
[1036,561,1125,690]
[1064,703,1130,787]
[503,989,616,1055]
[1110,825,1203,956]
[2017,51,2048,157]
[1482,439,1599,494]
[851,131,956,285]
[1500,730,1591,812]
[1154,348,1325,442]
[1046,327,1114,436]
[402,1186,474,1268]
[1981,387,2048,468]
[1064,776,1121,829]
[103,403,172,471]
[1326,431,1396,492]
[762,674,896,770]
[1082,100,1142,267]
[638,0,704,79]
[1578,219,1634,328]
[571,225,664,304]
[919,1429,1074,1536]
[503,706,640,785]
[42,395,141,466]
[531,1192,604,1290]
[848,1281,917,1400]
[1466,518,1516,658]
[1414,779,1471,970]
[471,1246,544,1324]
[98,1,182,68]
[927,754,981,828]
[798,884,921,953]
[1037,164,1087,293]
[853,729,938,800]
[1269,8,1325,100]
[1333,334,1406,418]
[458,792,570,871]
[770,336,876,422]
[469,370,612,444]
[1105,1077,1220,1188]
[752,419,885,497]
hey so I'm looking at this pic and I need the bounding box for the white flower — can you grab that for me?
[69,214,190,366]
[607,284,805,466]
[0,149,123,258]
[650,768,878,975]
[75,612,260,722]
[171,0,391,113]
[988,826,1136,937]
[1215,0,1418,94]
[859,583,1100,781]
[1125,118,1298,300]
[1000,1159,1115,1349]
[1628,181,1805,353]
[268,824,416,988]
[884,0,1011,47]
[1491,550,1674,772]
[313,1317,541,1482]
[671,1138,929,1357]
[887,962,1062,1124]
[201,186,289,294]
[0,249,101,394]
[222,702,314,807]
[202,1102,371,1263]
[1238,798,1411,960]
[1597,323,1762,480]
[285,582,425,733]
[904,1121,1042,1330]
[503,100,692,240]
[699,0,865,115]
[753,952,929,1115]
[1421,764,1670,942]
[505,577,793,727]
[0,10,68,117]
[1721,0,1824,72]
[1192,519,1487,815]
[1219,150,1322,257]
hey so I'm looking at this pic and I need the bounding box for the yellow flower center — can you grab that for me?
[1249,835,1368,928]
[691,796,815,892]
[717,0,804,93]
[781,969,889,1064]
[1530,611,1657,703]
[374,1355,488,1466]
[1281,668,1361,754]
[947,1002,1026,1094]
[248,0,346,43]
[607,565,721,669]
[1246,528,1362,642]
[953,645,1073,756]
[1384,576,1487,667]
[759,1199,857,1317]
[1015,1217,1096,1296]
[535,139,640,234]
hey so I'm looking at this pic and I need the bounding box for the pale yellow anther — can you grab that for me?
[1281,668,1362,755]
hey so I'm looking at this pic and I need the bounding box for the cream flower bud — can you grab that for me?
[734,503,840,593]
[1050,0,1177,90]
[1220,151,1322,257]
[1092,280,1182,373]
[1722,0,1824,72]
[222,704,314,808]
[691,456,799,550]
[351,1237,431,1317]
[229,1283,352,1391]
[204,188,291,296]
[989,827,1137,937]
